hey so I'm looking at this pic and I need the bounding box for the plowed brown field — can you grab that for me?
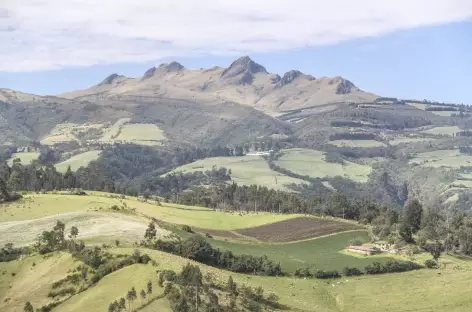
[236,217,362,242]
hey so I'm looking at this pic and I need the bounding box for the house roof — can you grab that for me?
[345,245,375,252]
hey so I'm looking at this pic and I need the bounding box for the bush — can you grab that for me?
[181,225,193,233]
[314,270,340,279]
[343,267,363,276]
[424,259,438,269]
[365,261,422,275]
[47,287,76,298]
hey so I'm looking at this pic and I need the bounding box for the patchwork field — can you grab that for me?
[114,123,166,146]
[170,155,305,190]
[7,152,40,165]
[421,126,461,136]
[236,217,362,242]
[40,123,105,145]
[55,150,102,172]
[328,140,387,148]
[274,148,372,182]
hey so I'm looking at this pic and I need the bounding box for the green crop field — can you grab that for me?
[55,150,102,172]
[114,123,167,146]
[328,140,386,148]
[410,149,472,168]
[275,148,372,182]
[7,152,40,165]
[210,231,393,272]
[421,126,461,136]
[169,155,305,190]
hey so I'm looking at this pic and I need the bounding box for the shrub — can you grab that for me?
[365,261,422,275]
[343,267,363,276]
[181,225,193,233]
[424,259,438,269]
[315,270,340,279]
[47,287,76,298]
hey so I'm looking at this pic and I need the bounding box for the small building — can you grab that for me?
[374,241,392,251]
[344,245,376,255]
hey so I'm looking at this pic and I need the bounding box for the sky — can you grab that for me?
[1,0,472,103]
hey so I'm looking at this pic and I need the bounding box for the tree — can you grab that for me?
[0,178,10,202]
[119,298,126,311]
[144,222,157,241]
[227,276,237,295]
[426,241,443,263]
[127,287,137,310]
[140,289,146,303]
[69,226,79,239]
[147,280,153,302]
[24,301,34,312]
[400,199,423,243]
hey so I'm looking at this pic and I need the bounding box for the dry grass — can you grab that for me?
[55,150,102,172]
[114,123,167,146]
[7,152,40,165]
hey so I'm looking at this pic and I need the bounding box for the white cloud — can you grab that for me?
[1,0,472,72]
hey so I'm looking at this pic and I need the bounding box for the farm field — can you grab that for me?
[114,123,167,146]
[54,264,171,312]
[389,137,436,146]
[210,231,394,272]
[0,252,76,312]
[328,140,386,148]
[0,211,163,247]
[274,148,372,182]
[236,217,362,242]
[169,155,305,190]
[55,150,102,172]
[421,126,461,136]
[0,193,300,230]
[40,122,105,145]
[7,152,40,165]
[410,149,472,168]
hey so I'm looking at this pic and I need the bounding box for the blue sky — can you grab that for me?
[1,1,472,103]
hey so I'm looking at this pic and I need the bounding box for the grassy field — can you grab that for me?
[114,123,166,146]
[98,118,130,142]
[169,155,305,190]
[410,149,472,168]
[421,126,461,136]
[210,231,394,272]
[7,152,40,165]
[274,148,372,182]
[0,252,76,312]
[55,150,102,172]
[328,140,386,148]
[55,264,171,312]
[0,211,163,247]
[40,123,105,145]
[0,193,299,230]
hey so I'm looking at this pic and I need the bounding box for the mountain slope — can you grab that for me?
[60,56,377,116]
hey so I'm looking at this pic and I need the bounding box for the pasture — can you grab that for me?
[410,149,472,168]
[54,264,170,312]
[210,231,394,272]
[0,193,299,230]
[274,148,372,182]
[169,155,305,190]
[7,152,40,165]
[0,211,163,247]
[389,137,436,146]
[55,150,102,172]
[40,123,105,145]
[328,140,386,148]
[421,126,461,136]
[114,123,167,146]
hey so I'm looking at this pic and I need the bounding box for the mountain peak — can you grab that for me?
[142,61,185,80]
[97,73,125,86]
[221,56,268,83]
[278,70,315,87]
[333,77,356,94]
